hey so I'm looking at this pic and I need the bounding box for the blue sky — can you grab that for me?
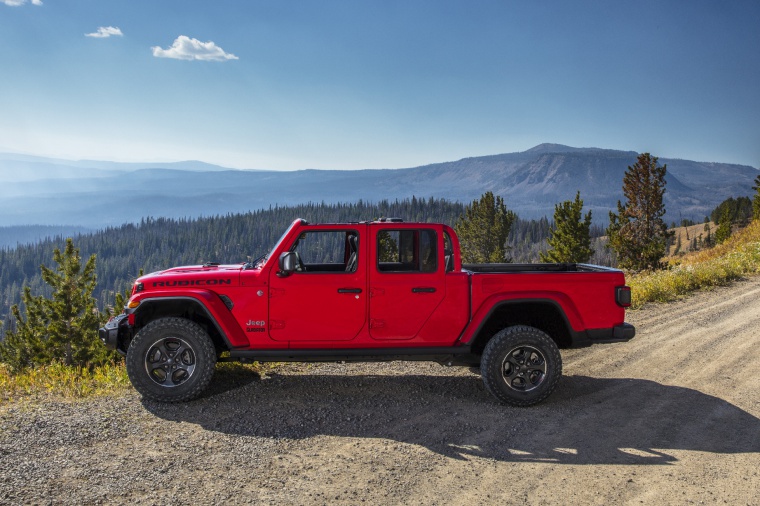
[1,0,759,170]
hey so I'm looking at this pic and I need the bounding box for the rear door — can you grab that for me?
[269,226,366,342]
[368,225,445,340]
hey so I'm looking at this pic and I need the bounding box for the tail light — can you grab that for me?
[616,286,632,307]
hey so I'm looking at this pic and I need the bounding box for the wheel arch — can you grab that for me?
[466,299,576,355]
[132,297,234,354]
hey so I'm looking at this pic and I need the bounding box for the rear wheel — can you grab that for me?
[481,326,562,407]
[126,317,216,402]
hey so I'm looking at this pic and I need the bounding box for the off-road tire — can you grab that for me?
[481,325,562,407]
[126,317,216,403]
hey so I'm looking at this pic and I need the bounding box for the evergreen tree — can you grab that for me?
[607,153,669,271]
[41,239,107,366]
[376,231,399,263]
[540,192,593,263]
[455,192,516,263]
[0,287,48,372]
[710,196,753,226]
[715,206,732,244]
[0,239,112,371]
[753,174,760,221]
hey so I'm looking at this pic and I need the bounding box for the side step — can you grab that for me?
[223,346,479,366]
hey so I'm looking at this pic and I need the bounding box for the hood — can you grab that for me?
[159,263,245,276]
[138,263,244,290]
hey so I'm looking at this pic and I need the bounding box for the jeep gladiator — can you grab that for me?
[100,218,634,406]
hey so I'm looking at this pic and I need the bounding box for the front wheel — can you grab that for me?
[480,326,562,407]
[126,317,217,402]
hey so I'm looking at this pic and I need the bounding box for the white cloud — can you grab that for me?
[85,26,123,38]
[152,35,238,62]
[2,0,43,6]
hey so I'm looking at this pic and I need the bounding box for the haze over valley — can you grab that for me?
[1,144,757,243]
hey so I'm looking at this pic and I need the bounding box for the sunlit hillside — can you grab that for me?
[629,220,760,308]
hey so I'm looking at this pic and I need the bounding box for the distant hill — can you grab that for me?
[0,226,92,249]
[0,154,231,183]
[0,145,756,231]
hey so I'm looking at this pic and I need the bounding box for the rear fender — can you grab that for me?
[461,292,582,352]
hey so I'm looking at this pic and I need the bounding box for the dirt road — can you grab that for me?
[1,279,759,505]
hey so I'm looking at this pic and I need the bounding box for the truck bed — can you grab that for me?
[462,263,618,273]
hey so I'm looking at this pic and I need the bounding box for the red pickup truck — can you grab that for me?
[100,218,634,406]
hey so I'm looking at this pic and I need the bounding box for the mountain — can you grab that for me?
[0,153,230,183]
[0,145,756,230]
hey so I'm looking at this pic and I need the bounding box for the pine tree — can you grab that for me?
[540,192,593,263]
[40,239,106,366]
[455,192,516,263]
[607,153,670,271]
[715,206,732,244]
[753,174,760,221]
[0,287,48,372]
[0,239,112,371]
[376,231,399,263]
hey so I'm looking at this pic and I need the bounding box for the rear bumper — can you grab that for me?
[572,323,636,347]
[588,323,636,344]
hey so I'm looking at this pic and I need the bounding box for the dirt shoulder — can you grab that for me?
[1,279,759,505]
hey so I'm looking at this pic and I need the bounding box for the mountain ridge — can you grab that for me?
[0,145,756,230]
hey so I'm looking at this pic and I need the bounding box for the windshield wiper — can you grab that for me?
[244,253,268,270]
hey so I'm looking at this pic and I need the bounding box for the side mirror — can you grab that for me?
[278,252,297,276]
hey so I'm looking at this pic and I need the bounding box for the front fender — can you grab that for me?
[128,289,248,348]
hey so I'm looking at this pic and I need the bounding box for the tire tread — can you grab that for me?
[126,317,216,403]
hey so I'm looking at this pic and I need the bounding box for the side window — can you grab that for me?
[290,230,359,273]
[443,231,454,272]
[377,229,437,273]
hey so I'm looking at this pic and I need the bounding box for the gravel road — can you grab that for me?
[1,278,759,505]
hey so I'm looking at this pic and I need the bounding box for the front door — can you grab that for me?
[269,227,366,342]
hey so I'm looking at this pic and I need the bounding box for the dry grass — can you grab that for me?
[0,359,269,404]
[0,361,131,404]
[628,219,760,308]
[667,221,716,256]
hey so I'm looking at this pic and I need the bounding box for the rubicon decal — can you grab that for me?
[152,279,232,287]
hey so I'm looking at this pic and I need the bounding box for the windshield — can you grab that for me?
[259,219,301,267]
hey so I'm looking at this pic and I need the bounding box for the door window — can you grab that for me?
[376,229,437,273]
[290,230,359,273]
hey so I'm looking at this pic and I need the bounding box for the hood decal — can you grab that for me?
[151,278,233,287]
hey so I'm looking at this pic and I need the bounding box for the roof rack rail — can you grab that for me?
[376,217,404,223]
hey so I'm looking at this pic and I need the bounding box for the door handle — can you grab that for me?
[412,287,437,293]
[338,288,363,294]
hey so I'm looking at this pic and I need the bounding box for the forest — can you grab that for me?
[0,197,612,333]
